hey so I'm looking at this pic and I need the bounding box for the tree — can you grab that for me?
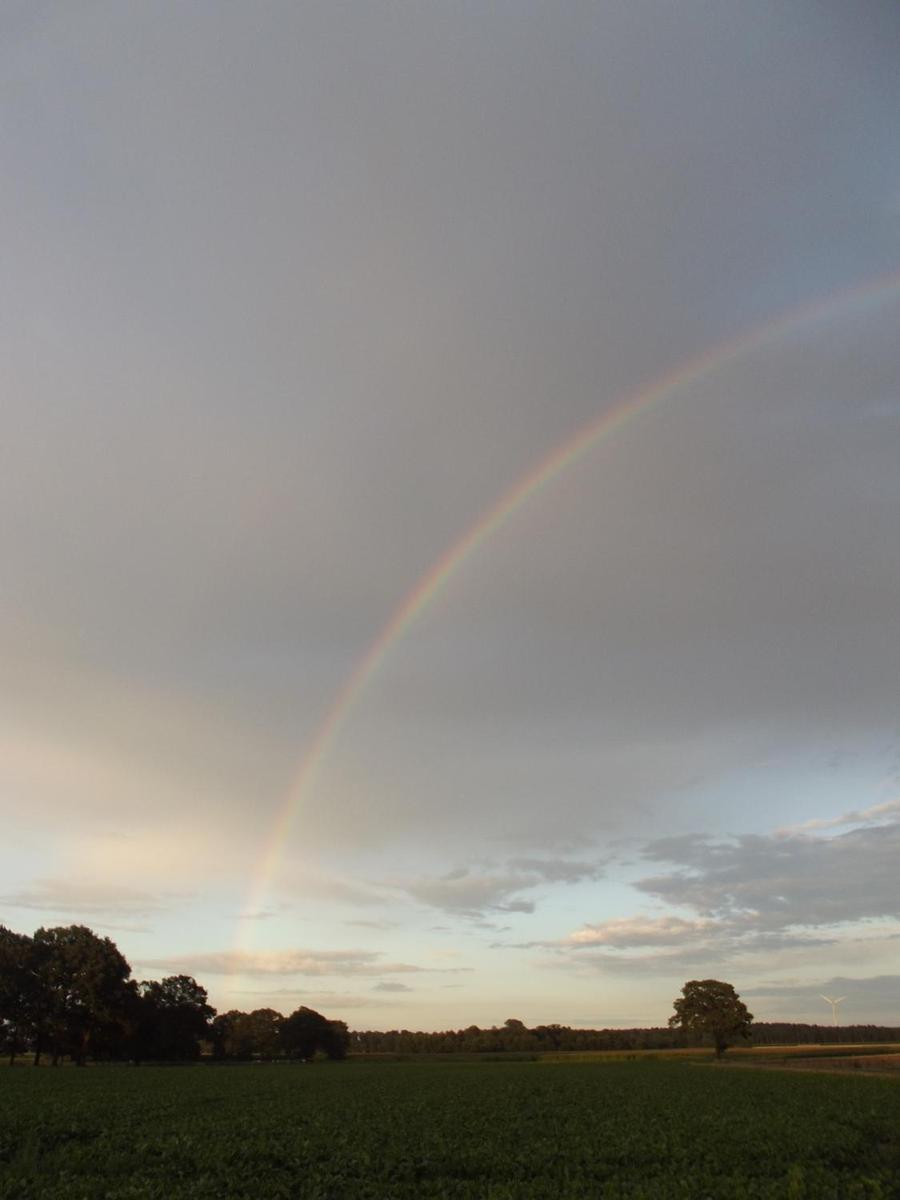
[31,925,133,1065]
[212,1008,283,1060]
[0,926,36,1065]
[279,1006,347,1060]
[211,1010,246,1059]
[139,975,215,1060]
[669,979,753,1057]
[502,1018,538,1051]
[320,1018,349,1061]
[279,1006,326,1060]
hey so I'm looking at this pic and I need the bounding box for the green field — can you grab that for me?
[1,1060,898,1199]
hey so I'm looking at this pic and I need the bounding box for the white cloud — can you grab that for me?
[136,949,426,978]
[566,916,717,948]
[776,797,900,836]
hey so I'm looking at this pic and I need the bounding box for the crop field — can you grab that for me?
[534,1043,900,1065]
[1,1060,898,1199]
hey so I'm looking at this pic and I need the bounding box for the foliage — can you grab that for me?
[279,1007,349,1061]
[348,1019,900,1055]
[669,979,754,1057]
[0,925,357,1066]
[31,926,133,1065]
[212,1008,283,1060]
[0,927,35,1066]
[0,927,216,1065]
[137,975,215,1061]
[0,1060,898,1198]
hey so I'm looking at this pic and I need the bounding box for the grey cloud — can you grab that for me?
[637,822,900,929]
[537,947,726,978]
[743,974,900,1003]
[536,935,834,980]
[510,926,834,973]
[506,858,606,884]
[401,869,536,918]
[741,974,900,1025]
[399,857,605,918]
[0,878,174,918]
[372,982,414,993]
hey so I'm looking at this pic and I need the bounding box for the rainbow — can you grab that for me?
[239,267,900,941]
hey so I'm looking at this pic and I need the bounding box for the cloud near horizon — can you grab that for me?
[137,950,424,978]
[136,948,475,980]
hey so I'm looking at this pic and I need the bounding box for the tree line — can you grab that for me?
[3,924,896,1065]
[348,1019,900,1056]
[0,924,348,1065]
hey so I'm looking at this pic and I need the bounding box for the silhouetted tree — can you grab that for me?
[211,1009,245,1059]
[279,1006,347,1060]
[0,926,36,1065]
[139,975,214,1060]
[279,1006,325,1059]
[31,926,133,1065]
[212,1008,282,1059]
[669,978,753,1057]
[320,1018,349,1060]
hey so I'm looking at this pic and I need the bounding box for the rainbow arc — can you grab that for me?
[236,267,900,961]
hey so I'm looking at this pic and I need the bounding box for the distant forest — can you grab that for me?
[2,923,897,1065]
[351,1020,900,1056]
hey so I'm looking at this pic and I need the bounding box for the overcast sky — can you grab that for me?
[2,1,900,1029]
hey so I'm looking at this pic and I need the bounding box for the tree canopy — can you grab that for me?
[669,979,753,1057]
[0,923,349,1066]
[31,925,133,1065]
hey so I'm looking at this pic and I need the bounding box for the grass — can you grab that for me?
[0,1059,898,1198]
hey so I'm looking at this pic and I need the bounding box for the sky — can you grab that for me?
[2,1,900,1030]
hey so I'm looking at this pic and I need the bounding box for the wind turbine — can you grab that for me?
[820,995,846,1026]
